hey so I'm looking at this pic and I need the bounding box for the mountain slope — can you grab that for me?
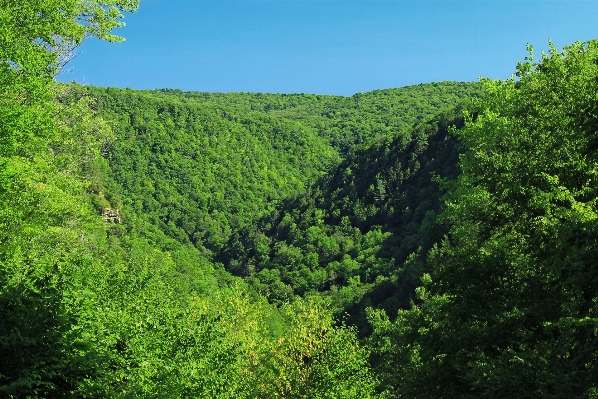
[87,87,338,255]
[220,105,471,331]
[155,81,481,153]
[86,83,480,262]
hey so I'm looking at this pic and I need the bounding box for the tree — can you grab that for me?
[370,41,598,398]
[0,1,139,396]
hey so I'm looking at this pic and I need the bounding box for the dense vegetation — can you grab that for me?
[81,84,481,336]
[154,83,480,154]
[369,42,598,398]
[2,1,598,398]
[82,82,479,259]
[0,2,376,397]
[220,105,469,330]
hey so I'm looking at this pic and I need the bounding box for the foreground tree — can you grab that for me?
[370,41,598,398]
[0,1,139,396]
[1,2,381,397]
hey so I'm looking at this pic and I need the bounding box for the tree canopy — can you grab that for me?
[3,1,598,397]
[369,41,598,398]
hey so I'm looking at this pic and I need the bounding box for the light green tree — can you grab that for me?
[0,1,138,396]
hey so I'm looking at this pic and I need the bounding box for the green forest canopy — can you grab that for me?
[1,1,597,398]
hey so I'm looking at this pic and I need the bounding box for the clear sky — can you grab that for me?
[58,0,598,96]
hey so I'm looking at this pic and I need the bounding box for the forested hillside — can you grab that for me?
[220,105,469,330]
[154,82,480,153]
[368,42,598,397]
[84,83,479,261]
[0,2,377,397]
[2,1,598,398]
[85,86,338,255]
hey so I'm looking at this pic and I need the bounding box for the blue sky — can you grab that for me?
[59,1,598,95]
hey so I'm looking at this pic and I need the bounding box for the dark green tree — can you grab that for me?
[370,41,598,398]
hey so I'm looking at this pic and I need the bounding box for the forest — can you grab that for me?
[1,1,597,398]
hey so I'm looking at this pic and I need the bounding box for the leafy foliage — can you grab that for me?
[86,86,339,255]
[157,82,481,154]
[1,1,140,392]
[0,2,379,397]
[369,41,598,398]
[8,1,598,397]
[221,106,470,332]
